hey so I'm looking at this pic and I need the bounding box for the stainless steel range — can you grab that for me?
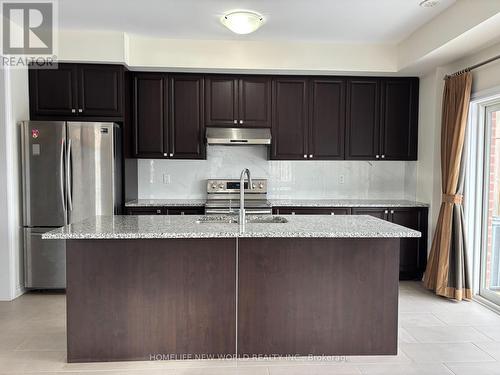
[205,178,272,215]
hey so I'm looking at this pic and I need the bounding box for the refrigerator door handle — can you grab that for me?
[60,140,66,211]
[66,139,73,211]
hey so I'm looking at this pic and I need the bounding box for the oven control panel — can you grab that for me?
[207,179,267,193]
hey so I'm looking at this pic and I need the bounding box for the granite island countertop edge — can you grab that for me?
[42,215,422,240]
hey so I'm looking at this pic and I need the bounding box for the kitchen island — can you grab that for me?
[45,215,420,363]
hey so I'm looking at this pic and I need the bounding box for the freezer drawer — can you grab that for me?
[24,228,66,289]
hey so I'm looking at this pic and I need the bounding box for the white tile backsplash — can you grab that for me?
[137,145,417,200]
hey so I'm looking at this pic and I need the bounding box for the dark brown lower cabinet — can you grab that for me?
[273,207,351,215]
[167,207,205,215]
[238,238,399,356]
[351,207,428,280]
[126,207,165,215]
[66,239,236,362]
[125,206,204,215]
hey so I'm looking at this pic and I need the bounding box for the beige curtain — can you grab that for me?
[423,72,473,301]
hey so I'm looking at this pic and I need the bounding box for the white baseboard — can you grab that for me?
[13,285,25,299]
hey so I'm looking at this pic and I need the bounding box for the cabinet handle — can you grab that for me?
[390,210,394,214]
[381,154,385,159]
[375,155,380,159]
[71,109,76,113]
[156,209,161,214]
[169,153,174,157]
[384,210,389,214]
[309,154,313,158]
[78,109,83,113]
[239,120,243,124]
[331,212,335,215]
[163,153,168,157]
[233,120,237,124]
[303,154,307,159]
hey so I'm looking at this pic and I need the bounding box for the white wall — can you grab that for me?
[138,146,417,201]
[416,69,445,247]
[0,67,29,301]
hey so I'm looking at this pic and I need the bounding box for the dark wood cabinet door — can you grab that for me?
[67,239,236,361]
[205,76,238,126]
[381,79,418,160]
[391,208,427,280]
[238,77,271,127]
[309,78,346,160]
[126,207,165,215]
[276,207,350,215]
[132,73,168,158]
[345,79,381,160]
[238,238,399,356]
[169,75,205,159]
[271,78,308,160]
[77,64,123,118]
[351,207,389,221]
[29,63,78,117]
[166,207,205,215]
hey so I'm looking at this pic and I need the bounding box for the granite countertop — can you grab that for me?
[125,199,206,207]
[43,215,421,240]
[269,199,429,207]
[125,198,428,208]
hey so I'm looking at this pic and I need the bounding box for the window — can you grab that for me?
[467,95,500,308]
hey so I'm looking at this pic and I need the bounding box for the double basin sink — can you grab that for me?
[196,215,288,224]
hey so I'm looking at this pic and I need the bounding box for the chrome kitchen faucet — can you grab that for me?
[239,168,253,228]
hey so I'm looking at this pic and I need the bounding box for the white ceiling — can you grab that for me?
[59,0,456,44]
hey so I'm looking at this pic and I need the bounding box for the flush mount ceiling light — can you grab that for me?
[221,11,264,34]
[419,0,441,7]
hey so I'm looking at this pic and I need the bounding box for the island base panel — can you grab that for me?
[66,239,236,362]
[238,238,399,356]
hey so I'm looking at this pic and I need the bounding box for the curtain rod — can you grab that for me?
[444,53,500,79]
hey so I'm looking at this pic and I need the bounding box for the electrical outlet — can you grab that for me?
[163,174,171,184]
[339,175,345,184]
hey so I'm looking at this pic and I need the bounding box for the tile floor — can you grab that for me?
[1,281,500,374]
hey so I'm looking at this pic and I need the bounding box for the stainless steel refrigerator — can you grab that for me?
[21,121,122,289]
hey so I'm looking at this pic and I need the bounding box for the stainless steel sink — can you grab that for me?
[196,215,288,224]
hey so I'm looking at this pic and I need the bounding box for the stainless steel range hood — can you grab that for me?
[206,127,271,145]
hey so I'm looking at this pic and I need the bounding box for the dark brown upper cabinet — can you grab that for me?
[205,75,271,128]
[345,77,418,161]
[308,78,346,160]
[77,64,124,117]
[205,76,238,126]
[272,77,346,160]
[238,77,272,127]
[381,78,419,160]
[132,73,168,158]
[169,75,205,159]
[132,73,205,159]
[345,78,381,160]
[271,77,308,160]
[29,63,124,120]
[29,64,78,117]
